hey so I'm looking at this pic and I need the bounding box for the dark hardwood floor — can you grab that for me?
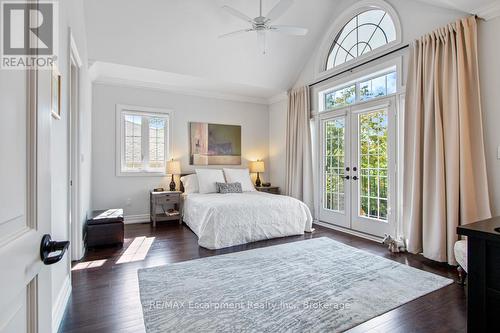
[59,223,466,333]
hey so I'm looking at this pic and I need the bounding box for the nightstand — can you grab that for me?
[255,186,280,195]
[150,191,181,227]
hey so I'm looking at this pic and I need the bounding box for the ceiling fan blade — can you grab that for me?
[269,25,308,36]
[265,0,294,22]
[257,31,267,55]
[222,5,254,23]
[219,29,253,39]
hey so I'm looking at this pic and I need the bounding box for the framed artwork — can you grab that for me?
[190,122,241,165]
[51,65,61,119]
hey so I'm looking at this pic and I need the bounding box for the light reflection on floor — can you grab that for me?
[116,236,155,264]
[72,259,107,271]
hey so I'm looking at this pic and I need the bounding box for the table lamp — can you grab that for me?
[166,159,181,191]
[250,160,265,187]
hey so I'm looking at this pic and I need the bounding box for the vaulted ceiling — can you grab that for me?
[83,0,498,101]
[418,0,498,15]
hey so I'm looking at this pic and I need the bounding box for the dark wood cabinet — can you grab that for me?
[457,216,500,332]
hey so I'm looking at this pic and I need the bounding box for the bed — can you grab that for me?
[182,191,313,250]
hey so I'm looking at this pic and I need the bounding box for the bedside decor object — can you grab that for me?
[153,187,165,192]
[249,160,265,187]
[150,191,181,227]
[190,122,241,165]
[256,186,280,195]
[166,160,181,191]
[262,182,271,187]
[51,65,62,119]
[86,209,124,248]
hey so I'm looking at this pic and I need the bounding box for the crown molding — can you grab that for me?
[89,61,281,105]
[93,77,270,105]
[476,1,500,20]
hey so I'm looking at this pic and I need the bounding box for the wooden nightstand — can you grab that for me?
[150,191,181,227]
[255,186,280,195]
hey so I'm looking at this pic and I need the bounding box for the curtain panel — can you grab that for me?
[403,16,491,264]
[285,86,314,212]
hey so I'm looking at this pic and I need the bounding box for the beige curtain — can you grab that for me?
[403,16,491,264]
[285,86,314,213]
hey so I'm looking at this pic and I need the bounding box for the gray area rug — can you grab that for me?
[138,237,452,332]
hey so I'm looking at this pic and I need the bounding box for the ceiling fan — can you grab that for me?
[219,0,308,54]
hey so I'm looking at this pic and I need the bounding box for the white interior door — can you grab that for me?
[319,110,351,228]
[318,98,397,238]
[350,100,397,237]
[0,57,54,333]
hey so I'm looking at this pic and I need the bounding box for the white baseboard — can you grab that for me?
[52,275,72,333]
[124,214,150,224]
[313,220,382,243]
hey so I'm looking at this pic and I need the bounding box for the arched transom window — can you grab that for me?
[326,9,396,70]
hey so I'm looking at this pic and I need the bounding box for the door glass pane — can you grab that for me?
[358,109,388,221]
[324,118,345,213]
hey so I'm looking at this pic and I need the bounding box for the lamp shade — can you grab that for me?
[166,160,181,175]
[249,160,265,173]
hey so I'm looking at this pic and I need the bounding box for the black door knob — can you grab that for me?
[40,234,70,265]
[352,176,359,180]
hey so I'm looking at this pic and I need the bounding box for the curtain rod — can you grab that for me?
[306,15,479,89]
[308,44,410,88]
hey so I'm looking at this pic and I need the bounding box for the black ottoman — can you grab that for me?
[86,209,124,248]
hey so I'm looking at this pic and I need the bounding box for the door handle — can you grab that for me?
[341,175,350,180]
[40,234,70,265]
[352,176,359,180]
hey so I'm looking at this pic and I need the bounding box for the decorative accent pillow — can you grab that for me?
[216,182,242,194]
[222,168,256,192]
[180,174,199,194]
[195,169,226,194]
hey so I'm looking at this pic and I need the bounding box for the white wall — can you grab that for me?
[91,84,269,218]
[269,99,288,190]
[50,0,92,331]
[479,16,500,216]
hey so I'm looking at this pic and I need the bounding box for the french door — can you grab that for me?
[319,98,397,238]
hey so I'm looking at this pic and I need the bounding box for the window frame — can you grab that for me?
[115,104,173,177]
[314,0,402,80]
[326,9,396,70]
[316,56,402,114]
[320,67,397,112]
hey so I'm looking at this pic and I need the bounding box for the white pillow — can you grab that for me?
[195,169,226,194]
[223,168,256,192]
[180,174,199,194]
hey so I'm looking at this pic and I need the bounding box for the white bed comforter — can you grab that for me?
[182,192,313,249]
